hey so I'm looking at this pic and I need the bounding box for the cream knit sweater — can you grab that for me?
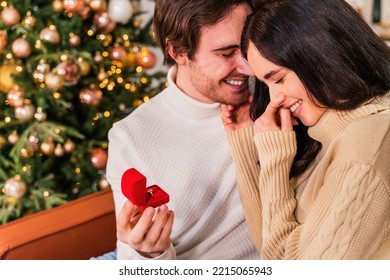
[227,94,390,259]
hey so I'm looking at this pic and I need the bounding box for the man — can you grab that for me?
[106,0,258,259]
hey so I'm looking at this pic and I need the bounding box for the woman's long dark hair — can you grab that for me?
[243,0,390,178]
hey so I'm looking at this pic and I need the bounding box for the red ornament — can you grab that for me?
[90,148,108,170]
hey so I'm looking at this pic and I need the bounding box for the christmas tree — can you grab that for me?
[0,0,166,224]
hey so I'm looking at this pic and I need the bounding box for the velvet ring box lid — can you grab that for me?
[121,168,169,211]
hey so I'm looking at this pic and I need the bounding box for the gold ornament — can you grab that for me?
[90,0,107,12]
[39,26,61,44]
[69,33,81,47]
[4,175,27,199]
[34,107,47,121]
[22,11,37,28]
[20,147,33,158]
[52,0,64,13]
[97,68,107,81]
[40,137,55,155]
[99,177,111,190]
[0,6,21,26]
[0,63,21,92]
[37,60,51,73]
[11,38,32,58]
[54,144,65,157]
[132,17,143,29]
[8,130,19,145]
[7,86,25,107]
[64,139,76,153]
[77,58,91,76]
[15,104,36,121]
[28,134,39,151]
[44,72,64,90]
[123,52,137,70]
[94,52,104,62]
[33,60,51,83]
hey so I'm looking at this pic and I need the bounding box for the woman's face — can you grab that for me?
[247,41,326,126]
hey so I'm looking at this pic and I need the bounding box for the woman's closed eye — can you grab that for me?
[275,77,285,84]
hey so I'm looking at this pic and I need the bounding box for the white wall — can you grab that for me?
[346,0,390,24]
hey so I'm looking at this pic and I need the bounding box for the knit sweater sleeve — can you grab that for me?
[254,131,297,259]
[226,126,263,254]
[254,131,390,259]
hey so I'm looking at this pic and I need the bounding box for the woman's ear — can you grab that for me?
[167,41,187,65]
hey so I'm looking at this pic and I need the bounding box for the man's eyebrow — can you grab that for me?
[264,69,282,80]
[211,44,240,52]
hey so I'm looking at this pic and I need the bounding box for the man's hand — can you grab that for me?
[220,95,254,131]
[116,200,174,258]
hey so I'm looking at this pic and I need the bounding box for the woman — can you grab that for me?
[221,0,390,259]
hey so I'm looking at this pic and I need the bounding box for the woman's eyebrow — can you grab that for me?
[263,68,282,80]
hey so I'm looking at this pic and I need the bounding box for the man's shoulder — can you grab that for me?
[109,90,168,135]
[118,91,166,121]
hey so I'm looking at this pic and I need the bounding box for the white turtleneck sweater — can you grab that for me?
[106,66,259,260]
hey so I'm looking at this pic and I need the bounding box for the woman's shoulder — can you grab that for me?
[332,108,389,165]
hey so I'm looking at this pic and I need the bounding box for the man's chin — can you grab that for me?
[223,91,251,106]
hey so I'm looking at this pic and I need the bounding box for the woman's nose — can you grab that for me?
[236,56,254,76]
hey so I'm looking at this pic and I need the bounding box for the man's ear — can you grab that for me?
[167,41,187,65]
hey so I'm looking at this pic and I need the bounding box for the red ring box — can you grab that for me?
[121,168,169,211]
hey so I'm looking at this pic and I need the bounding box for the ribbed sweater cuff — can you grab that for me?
[254,131,296,200]
[227,126,257,159]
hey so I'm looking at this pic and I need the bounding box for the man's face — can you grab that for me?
[177,3,253,105]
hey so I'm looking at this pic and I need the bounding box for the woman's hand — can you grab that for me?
[253,94,295,133]
[220,95,254,131]
[116,200,174,258]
